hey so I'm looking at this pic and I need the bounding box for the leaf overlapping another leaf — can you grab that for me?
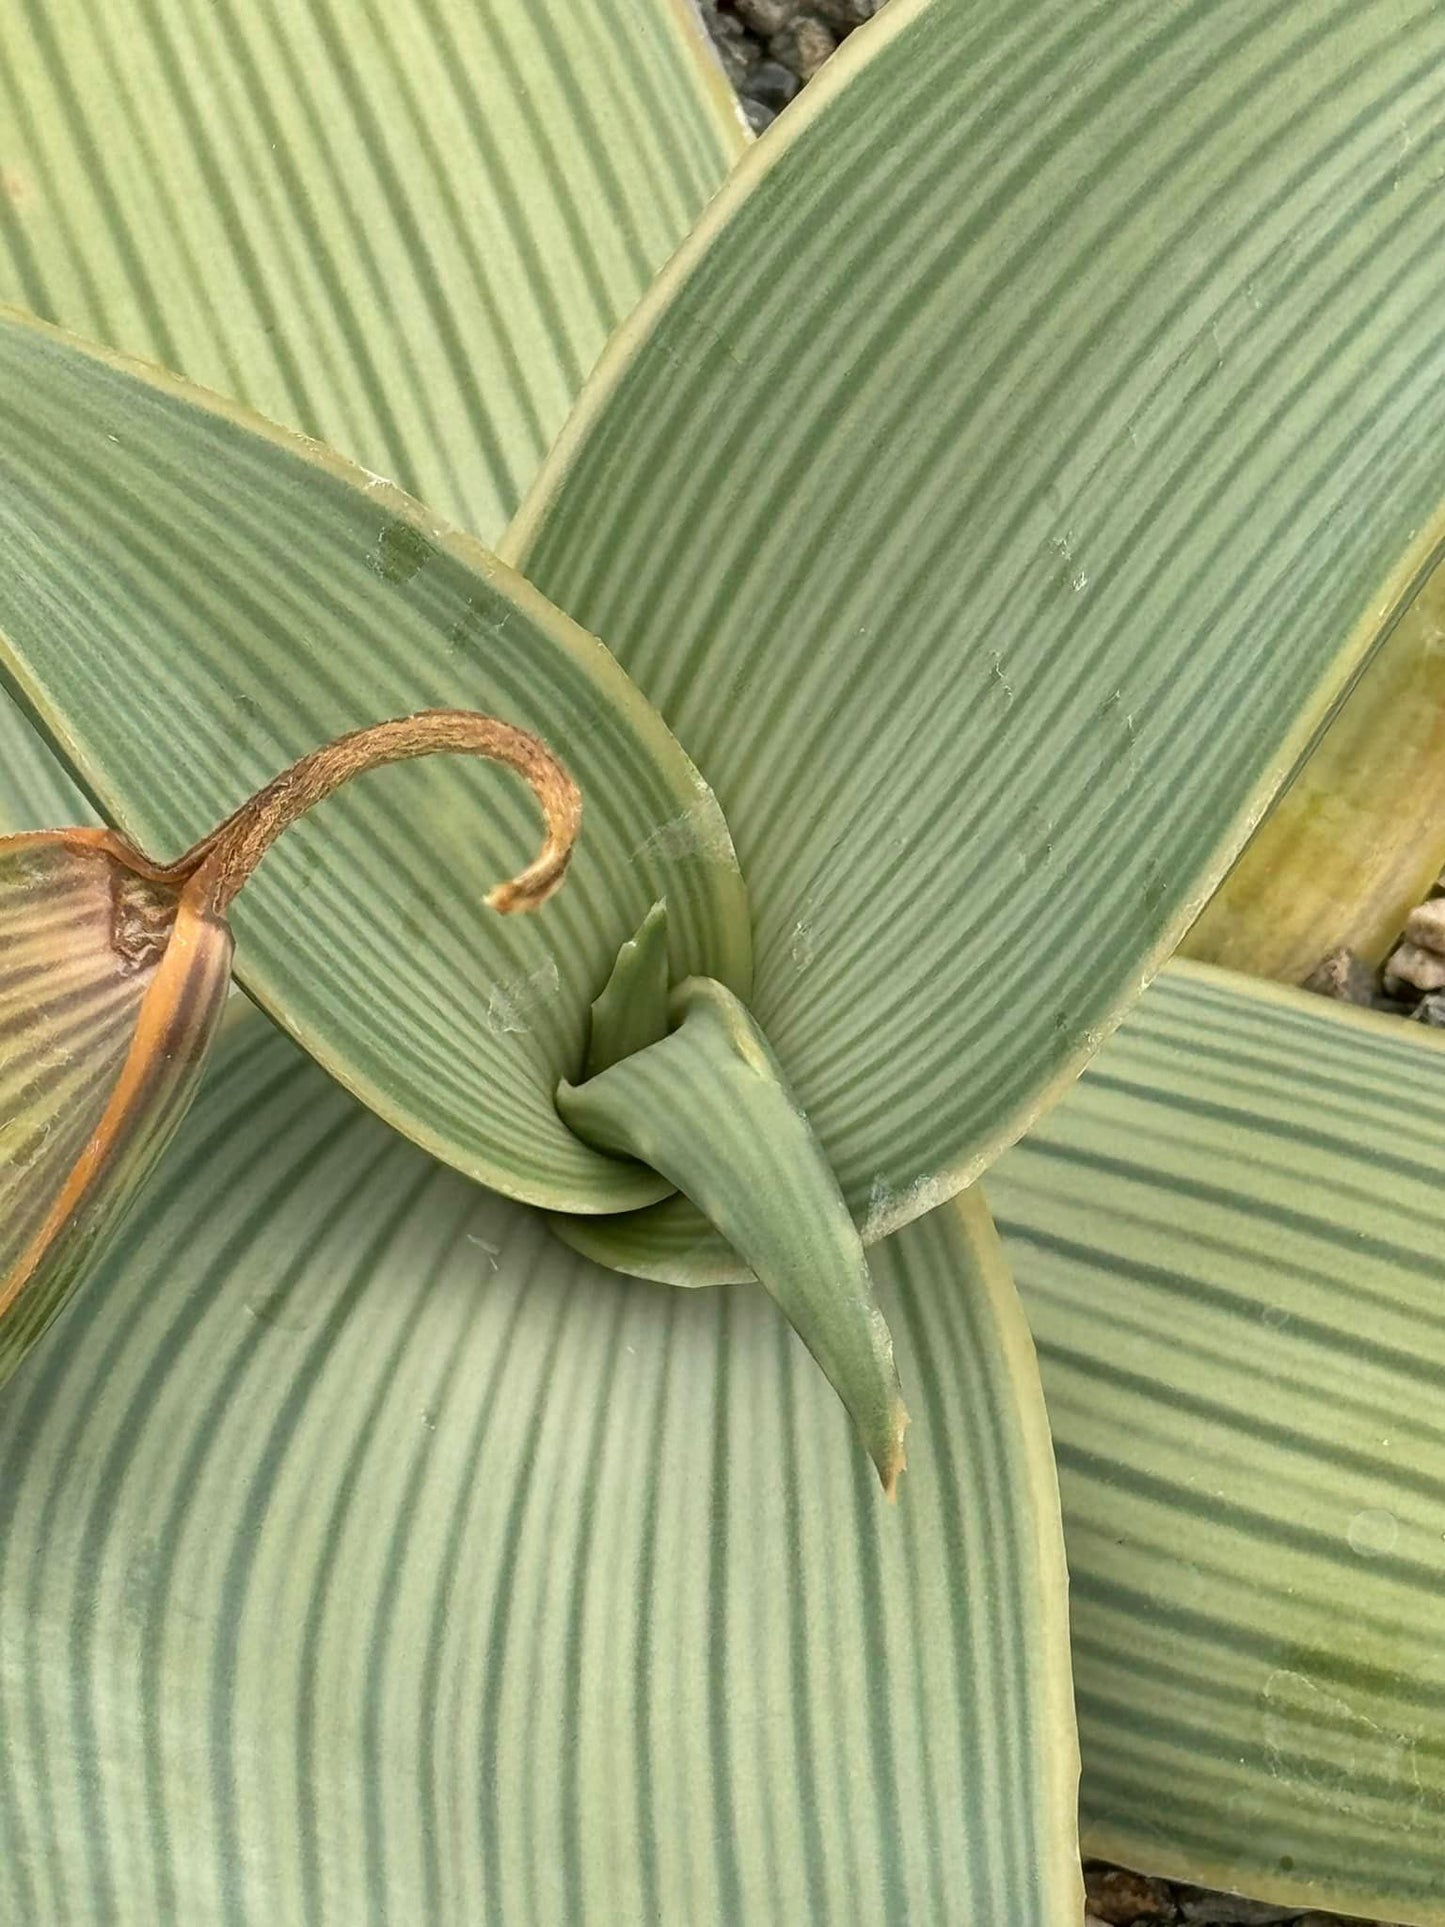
[1186,561,1445,981]
[0,831,230,1379]
[0,0,746,842]
[515,0,1445,1277]
[0,0,745,545]
[993,961,1445,1926]
[0,312,751,1211]
[0,1011,1079,1926]
[3,1,1445,1917]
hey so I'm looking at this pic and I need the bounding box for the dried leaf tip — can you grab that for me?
[150,709,582,916]
[0,708,578,1390]
[879,1407,909,1503]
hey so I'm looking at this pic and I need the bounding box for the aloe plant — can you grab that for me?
[3,0,1445,1921]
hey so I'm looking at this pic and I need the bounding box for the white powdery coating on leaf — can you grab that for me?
[484,957,561,1037]
[860,1170,953,1242]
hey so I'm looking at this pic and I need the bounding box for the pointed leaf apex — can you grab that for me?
[878,1402,910,1503]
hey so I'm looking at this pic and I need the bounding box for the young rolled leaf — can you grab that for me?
[0,310,751,1211]
[584,896,672,1076]
[0,1008,1080,1925]
[0,711,578,1383]
[991,960,1445,1926]
[559,975,908,1494]
[515,0,1445,1273]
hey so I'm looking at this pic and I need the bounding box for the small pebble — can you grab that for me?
[697,2,754,88]
[771,16,838,79]
[1085,1862,1178,1924]
[733,0,798,32]
[746,57,802,113]
[1301,946,1378,1007]
[1383,939,1445,992]
[1404,895,1445,955]
[1412,989,1445,1028]
[703,0,864,136]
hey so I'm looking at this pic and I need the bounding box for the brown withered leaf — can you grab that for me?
[0,708,579,1388]
[0,828,232,1382]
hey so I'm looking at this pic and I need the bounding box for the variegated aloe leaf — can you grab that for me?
[991,959,1445,1926]
[0,0,744,545]
[0,699,92,835]
[0,1006,1080,1925]
[0,310,751,1210]
[513,0,1445,1278]
[0,0,745,832]
[0,830,230,1382]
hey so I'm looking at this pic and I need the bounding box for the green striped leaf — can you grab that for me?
[0,0,744,836]
[0,312,751,1209]
[584,896,671,1075]
[990,960,1445,1925]
[515,0,1445,1272]
[558,975,909,1494]
[0,695,92,834]
[0,1007,1080,1924]
[0,0,744,547]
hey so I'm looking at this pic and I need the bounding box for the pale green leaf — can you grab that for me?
[585,897,671,1076]
[559,975,908,1494]
[0,0,744,546]
[0,695,92,834]
[514,0,1445,1269]
[0,0,745,835]
[991,959,1445,1926]
[0,311,752,1209]
[0,1007,1080,1924]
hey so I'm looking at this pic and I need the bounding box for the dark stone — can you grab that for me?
[1084,1862,1178,1925]
[745,58,802,112]
[1413,989,1445,1028]
[743,96,777,133]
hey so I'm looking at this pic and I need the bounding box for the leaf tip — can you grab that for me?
[876,1400,910,1502]
[484,845,574,915]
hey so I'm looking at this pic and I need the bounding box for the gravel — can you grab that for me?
[1085,1862,1404,1927]
[1322,869,1445,1024]
[697,0,882,128]
[693,6,1421,1924]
